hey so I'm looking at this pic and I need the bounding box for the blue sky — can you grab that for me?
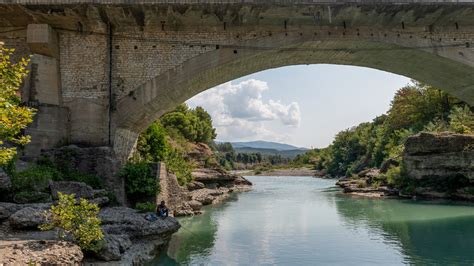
[187,64,411,148]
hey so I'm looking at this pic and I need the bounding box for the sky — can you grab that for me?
[187,64,411,149]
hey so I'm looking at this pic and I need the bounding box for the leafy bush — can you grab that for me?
[11,164,103,196]
[120,162,160,203]
[11,165,61,192]
[166,149,193,186]
[135,202,156,213]
[137,121,169,162]
[40,192,104,252]
[385,166,401,187]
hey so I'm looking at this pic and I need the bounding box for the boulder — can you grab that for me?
[234,176,252,186]
[42,145,125,205]
[89,197,110,207]
[0,202,22,220]
[13,191,52,204]
[357,168,380,179]
[187,181,205,191]
[188,200,202,211]
[380,158,400,173]
[49,181,95,199]
[99,207,180,238]
[9,207,48,229]
[0,169,11,189]
[95,234,132,261]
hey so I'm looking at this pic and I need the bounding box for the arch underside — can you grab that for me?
[113,37,474,159]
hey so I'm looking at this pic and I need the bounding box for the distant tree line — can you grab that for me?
[215,142,290,170]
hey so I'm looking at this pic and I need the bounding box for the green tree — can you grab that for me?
[137,121,169,162]
[0,48,35,165]
[448,105,474,134]
[40,192,104,252]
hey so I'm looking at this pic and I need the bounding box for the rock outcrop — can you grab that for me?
[0,203,180,264]
[0,240,83,265]
[404,132,474,180]
[0,169,11,190]
[157,163,252,217]
[42,145,125,204]
[8,207,49,229]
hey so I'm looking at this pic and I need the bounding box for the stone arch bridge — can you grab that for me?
[1,0,474,162]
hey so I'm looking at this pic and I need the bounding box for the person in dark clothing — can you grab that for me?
[157,200,169,218]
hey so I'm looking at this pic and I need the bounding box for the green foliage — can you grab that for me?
[298,81,474,183]
[11,165,61,192]
[161,104,216,144]
[135,202,157,213]
[137,121,169,162]
[40,192,104,252]
[448,105,474,134]
[11,163,103,197]
[120,162,160,204]
[13,191,51,204]
[166,148,193,186]
[0,48,36,165]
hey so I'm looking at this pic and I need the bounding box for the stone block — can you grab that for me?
[29,54,61,105]
[27,24,59,58]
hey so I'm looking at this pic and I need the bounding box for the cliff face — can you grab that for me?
[157,142,252,216]
[403,132,474,200]
[404,132,474,181]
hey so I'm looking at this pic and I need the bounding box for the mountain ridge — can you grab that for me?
[221,140,308,151]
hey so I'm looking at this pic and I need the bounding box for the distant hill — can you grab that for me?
[233,147,307,159]
[216,140,308,159]
[229,140,307,151]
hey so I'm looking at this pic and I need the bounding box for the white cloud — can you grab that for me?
[187,79,301,142]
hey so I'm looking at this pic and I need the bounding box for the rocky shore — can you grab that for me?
[158,166,252,217]
[0,180,180,264]
[336,132,474,201]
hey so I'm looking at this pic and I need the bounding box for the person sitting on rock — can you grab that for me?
[157,200,169,218]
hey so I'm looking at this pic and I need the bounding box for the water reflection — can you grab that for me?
[334,195,474,265]
[154,176,474,265]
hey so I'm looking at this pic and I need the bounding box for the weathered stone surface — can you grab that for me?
[8,207,48,229]
[405,132,474,155]
[99,207,180,238]
[380,158,400,174]
[96,234,132,261]
[89,196,110,207]
[358,168,380,179]
[0,169,11,190]
[0,202,22,220]
[42,145,124,204]
[0,240,83,265]
[49,181,95,199]
[13,191,52,204]
[188,200,202,211]
[404,132,474,180]
[187,181,205,191]
[234,176,252,186]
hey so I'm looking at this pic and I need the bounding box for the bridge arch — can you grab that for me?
[113,30,474,160]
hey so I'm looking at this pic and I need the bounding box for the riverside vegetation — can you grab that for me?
[294,81,474,199]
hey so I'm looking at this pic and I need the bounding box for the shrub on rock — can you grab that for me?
[40,192,104,252]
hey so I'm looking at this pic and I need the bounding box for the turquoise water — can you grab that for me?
[153,176,474,265]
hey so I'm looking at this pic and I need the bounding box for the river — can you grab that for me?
[152,176,474,265]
